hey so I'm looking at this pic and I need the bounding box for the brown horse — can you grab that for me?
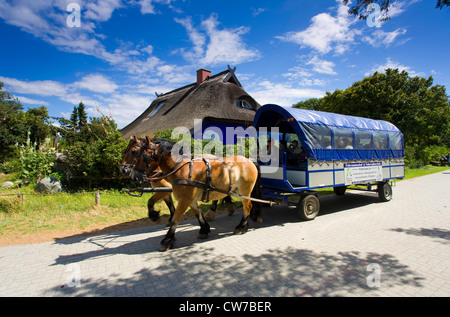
[121,136,176,222]
[132,137,262,251]
[121,136,234,223]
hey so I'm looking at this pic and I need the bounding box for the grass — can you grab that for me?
[404,165,450,180]
[0,164,449,245]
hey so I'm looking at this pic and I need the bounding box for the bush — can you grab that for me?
[405,144,450,168]
[18,143,55,183]
[66,130,128,180]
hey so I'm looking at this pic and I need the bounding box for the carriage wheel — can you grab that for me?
[333,186,347,196]
[378,182,392,202]
[297,195,320,221]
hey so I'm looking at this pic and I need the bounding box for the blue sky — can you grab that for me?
[0,0,449,129]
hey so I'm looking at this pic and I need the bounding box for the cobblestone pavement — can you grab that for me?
[0,172,449,297]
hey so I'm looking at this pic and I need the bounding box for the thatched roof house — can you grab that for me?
[121,67,260,144]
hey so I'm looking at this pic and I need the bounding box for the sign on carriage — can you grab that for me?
[344,162,383,185]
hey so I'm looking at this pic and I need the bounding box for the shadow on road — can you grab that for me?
[51,244,424,297]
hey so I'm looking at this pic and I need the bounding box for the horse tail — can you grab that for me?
[250,161,263,223]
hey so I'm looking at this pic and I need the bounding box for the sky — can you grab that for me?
[0,0,449,129]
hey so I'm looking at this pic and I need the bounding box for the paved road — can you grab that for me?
[0,172,449,297]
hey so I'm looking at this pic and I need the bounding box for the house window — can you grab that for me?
[149,101,165,117]
[236,100,252,110]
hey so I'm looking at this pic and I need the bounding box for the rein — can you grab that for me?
[146,160,190,182]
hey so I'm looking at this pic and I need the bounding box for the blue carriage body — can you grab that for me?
[253,104,405,195]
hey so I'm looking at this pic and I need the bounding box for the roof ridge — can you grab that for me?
[158,69,231,97]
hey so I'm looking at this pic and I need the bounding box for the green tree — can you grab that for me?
[316,69,450,166]
[26,106,51,149]
[77,102,88,129]
[293,98,323,110]
[69,106,78,131]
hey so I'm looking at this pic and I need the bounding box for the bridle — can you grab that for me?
[121,139,144,172]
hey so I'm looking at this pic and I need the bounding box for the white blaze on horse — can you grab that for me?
[132,137,262,252]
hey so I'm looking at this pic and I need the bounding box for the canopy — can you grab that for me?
[253,104,404,162]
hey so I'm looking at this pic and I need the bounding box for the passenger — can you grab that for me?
[343,137,353,149]
[374,141,381,150]
[289,140,303,154]
[320,137,332,149]
[266,138,276,155]
[287,140,305,165]
[264,138,280,165]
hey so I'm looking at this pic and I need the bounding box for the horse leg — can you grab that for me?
[191,201,211,239]
[147,192,165,222]
[163,194,176,224]
[234,198,252,235]
[224,195,235,216]
[159,199,190,252]
[204,200,218,222]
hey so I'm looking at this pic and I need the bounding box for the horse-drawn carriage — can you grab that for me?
[123,104,405,250]
[253,104,405,221]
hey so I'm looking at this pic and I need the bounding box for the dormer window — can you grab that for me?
[236,100,252,110]
[149,101,165,117]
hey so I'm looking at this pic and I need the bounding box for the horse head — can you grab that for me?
[121,136,145,177]
[131,136,159,183]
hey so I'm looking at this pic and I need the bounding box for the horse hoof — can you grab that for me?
[234,227,248,235]
[228,209,235,216]
[159,237,174,252]
[159,243,172,252]
[148,210,161,222]
[197,233,209,240]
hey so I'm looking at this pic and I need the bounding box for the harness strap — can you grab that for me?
[147,156,233,202]
[146,160,190,182]
[202,158,212,202]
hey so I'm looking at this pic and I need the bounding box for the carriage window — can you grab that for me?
[355,131,372,150]
[389,132,403,150]
[302,124,332,149]
[334,128,354,150]
[373,132,388,150]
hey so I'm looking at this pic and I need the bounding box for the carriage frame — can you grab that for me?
[253,104,405,220]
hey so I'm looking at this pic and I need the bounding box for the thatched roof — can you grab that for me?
[121,68,260,139]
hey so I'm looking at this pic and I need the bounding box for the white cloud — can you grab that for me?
[0,76,68,96]
[363,28,409,47]
[138,0,175,14]
[248,80,325,107]
[0,0,178,79]
[84,0,123,21]
[175,14,261,67]
[385,0,422,19]
[276,1,360,55]
[306,56,337,75]
[366,58,423,77]
[73,74,119,94]
[252,8,268,17]
[14,96,50,106]
[99,93,154,127]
